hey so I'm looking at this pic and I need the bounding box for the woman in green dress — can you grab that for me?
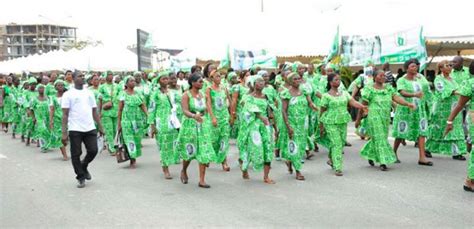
[98,72,119,156]
[426,61,467,160]
[445,60,474,192]
[9,76,21,138]
[261,71,281,157]
[117,76,148,169]
[48,80,68,160]
[148,74,180,179]
[282,72,318,180]
[87,74,101,105]
[230,70,250,138]
[29,84,51,152]
[319,73,366,176]
[25,78,38,147]
[17,81,30,142]
[392,59,433,166]
[177,73,215,188]
[0,75,12,132]
[205,70,231,171]
[237,75,276,184]
[360,70,415,171]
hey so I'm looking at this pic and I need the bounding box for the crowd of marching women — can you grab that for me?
[0,57,472,191]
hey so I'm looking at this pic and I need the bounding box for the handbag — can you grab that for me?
[114,130,130,163]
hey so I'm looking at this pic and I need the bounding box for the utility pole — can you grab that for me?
[261,0,264,13]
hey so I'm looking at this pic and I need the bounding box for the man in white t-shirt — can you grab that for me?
[61,71,104,188]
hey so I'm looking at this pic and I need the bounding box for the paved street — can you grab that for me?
[1,125,472,228]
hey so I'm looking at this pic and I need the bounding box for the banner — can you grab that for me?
[137,29,153,71]
[341,27,427,66]
[231,49,277,70]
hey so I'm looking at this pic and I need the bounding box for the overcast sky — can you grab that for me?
[1,0,473,59]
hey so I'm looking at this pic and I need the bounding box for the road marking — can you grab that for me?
[0,154,7,159]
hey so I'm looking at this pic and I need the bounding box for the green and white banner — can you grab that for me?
[231,49,277,70]
[341,27,427,68]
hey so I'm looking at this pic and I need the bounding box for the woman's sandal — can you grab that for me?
[264,178,276,184]
[306,153,315,160]
[222,164,230,172]
[242,171,249,179]
[368,160,375,166]
[418,161,433,166]
[335,170,343,176]
[464,179,474,192]
[295,175,305,181]
[198,183,211,188]
[380,164,388,171]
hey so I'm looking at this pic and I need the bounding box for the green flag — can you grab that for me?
[219,44,231,69]
[324,26,339,64]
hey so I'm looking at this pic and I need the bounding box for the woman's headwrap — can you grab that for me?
[292,61,303,72]
[148,72,156,79]
[247,75,263,88]
[325,63,338,71]
[133,71,142,77]
[54,79,65,87]
[257,70,268,77]
[287,72,299,82]
[36,84,45,91]
[28,77,37,84]
[227,72,237,80]
[85,74,93,83]
[123,75,134,84]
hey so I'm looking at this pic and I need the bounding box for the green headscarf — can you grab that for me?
[249,75,263,88]
[28,77,37,84]
[54,79,65,87]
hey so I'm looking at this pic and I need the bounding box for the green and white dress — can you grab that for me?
[281,90,309,172]
[17,88,29,136]
[263,85,280,150]
[119,91,146,159]
[0,85,12,123]
[237,95,273,171]
[359,85,397,165]
[48,95,64,149]
[99,83,119,154]
[24,90,38,138]
[208,86,230,163]
[392,76,429,141]
[10,86,22,133]
[426,75,467,156]
[300,77,316,151]
[31,97,51,150]
[354,75,374,138]
[176,91,215,164]
[320,91,352,171]
[230,84,249,138]
[458,77,474,180]
[148,90,180,167]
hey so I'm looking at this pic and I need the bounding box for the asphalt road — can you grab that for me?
[1,126,472,228]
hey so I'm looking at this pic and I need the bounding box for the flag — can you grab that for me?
[218,44,231,69]
[324,25,339,64]
[418,26,428,73]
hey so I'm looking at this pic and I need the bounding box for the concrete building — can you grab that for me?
[0,23,77,61]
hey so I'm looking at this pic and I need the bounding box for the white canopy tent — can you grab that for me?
[0,45,138,74]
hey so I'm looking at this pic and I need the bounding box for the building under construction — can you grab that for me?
[0,23,77,61]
